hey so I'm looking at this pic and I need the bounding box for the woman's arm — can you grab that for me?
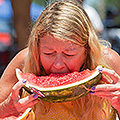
[0,48,28,103]
[0,48,39,118]
[91,48,120,116]
[103,47,120,75]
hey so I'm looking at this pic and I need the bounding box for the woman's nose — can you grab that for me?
[53,54,65,69]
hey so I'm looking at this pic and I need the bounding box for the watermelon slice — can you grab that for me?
[16,66,102,103]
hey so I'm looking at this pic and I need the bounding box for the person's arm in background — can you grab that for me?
[10,0,31,51]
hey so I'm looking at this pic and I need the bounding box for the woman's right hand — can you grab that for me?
[0,79,39,118]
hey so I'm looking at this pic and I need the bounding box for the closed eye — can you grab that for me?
[63,52,75,57]
[44,51,56,55]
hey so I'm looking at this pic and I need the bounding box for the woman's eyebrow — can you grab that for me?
[41,46,54,50]
[64,47,77,51]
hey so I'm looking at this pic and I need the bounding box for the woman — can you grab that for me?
[0,0,120,119]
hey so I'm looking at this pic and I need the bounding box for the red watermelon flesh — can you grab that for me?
[16,69,94,88]
[16,66,102,102]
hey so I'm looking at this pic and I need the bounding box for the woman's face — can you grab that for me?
[40,35,86,74]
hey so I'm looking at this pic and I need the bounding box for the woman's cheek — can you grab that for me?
[40,56,54,74]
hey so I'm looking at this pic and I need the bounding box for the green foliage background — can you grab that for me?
[105,0,120,9]
[104,0,120,25]
[33,0,53,6]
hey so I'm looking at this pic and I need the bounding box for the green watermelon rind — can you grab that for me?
[23,73,101,103]
[16,66,102,103]
[24,72,101,103]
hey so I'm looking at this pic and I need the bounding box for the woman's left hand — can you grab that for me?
[91,67,120,114]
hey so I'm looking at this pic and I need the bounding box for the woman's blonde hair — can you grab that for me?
[23,0,116,119]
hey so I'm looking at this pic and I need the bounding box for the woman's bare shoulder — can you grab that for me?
[103,47,120,75]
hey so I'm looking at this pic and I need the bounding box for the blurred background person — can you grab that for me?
[0,0,44,76]
[10,0,32,51]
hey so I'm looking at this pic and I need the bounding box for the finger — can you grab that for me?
[19,94,38,105]
[90,91,120,110]
[91,83,120,92]
[101,75,113,84]
[14,93,39,112]
[91,90,120,97]
[92,93,120,105]
[17,99,39,112]
[12,79,27,95]
[10,80,27,100]
[13,79,27,91]
[24,99,39,108]
[100,68,120,83]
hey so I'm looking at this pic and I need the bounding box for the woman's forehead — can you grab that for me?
[40,34,81,49]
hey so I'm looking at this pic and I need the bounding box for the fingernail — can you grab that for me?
[22,79,27,84]
[90,91,95,94]
[98,67,103,71]
[91,86,96,90]
[33,94,38,98]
